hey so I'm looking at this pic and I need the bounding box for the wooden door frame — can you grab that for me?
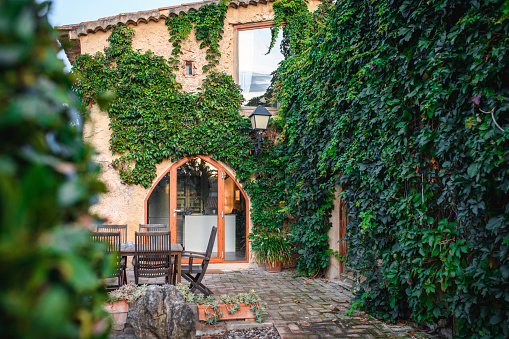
[144,155,250,263]
[338,195,347,274]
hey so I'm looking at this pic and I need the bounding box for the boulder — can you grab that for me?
[127,285,196,339]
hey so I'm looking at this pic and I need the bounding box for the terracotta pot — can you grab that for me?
[197,303,256,322]
[103,300,130,331]
[266,262,282,273]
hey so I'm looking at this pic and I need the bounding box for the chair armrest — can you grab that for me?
[181,251,209,260]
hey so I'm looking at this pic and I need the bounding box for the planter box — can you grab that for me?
[197,303,255,322]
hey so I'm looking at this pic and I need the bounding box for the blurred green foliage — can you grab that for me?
[0,0,109,337]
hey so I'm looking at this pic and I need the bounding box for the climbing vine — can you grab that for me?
[166,3,227,72]
[274,0,509,337]
[269,0,321,56]
[74,25,256,188]
[268,0,335,277]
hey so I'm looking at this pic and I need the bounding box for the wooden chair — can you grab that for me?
[97,225,128,283]
[133,231,173,285]
[96,224,127,244]
[91,231,126,288]
[180,226,217,296]
[139,224,169,232]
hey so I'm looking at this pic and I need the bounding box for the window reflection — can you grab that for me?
[238,27,283,107]
[224,174,247,261]
[185,61,193,75]
[147,172,170,226]
[177,159,219,257]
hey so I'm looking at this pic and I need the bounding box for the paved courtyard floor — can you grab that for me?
[123,268,436,338]
[201,269,433,338]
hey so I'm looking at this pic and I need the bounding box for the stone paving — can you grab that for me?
[199,269,435,339]
[121,268,436,338]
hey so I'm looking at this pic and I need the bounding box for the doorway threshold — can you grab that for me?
[206,263,256,273]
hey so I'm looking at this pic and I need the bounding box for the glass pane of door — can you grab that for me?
[176,158,219,258]
[224,174,247,261]
[147,172,170,225]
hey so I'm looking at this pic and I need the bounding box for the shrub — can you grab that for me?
[0,1,108,337]
[107,284,148,304]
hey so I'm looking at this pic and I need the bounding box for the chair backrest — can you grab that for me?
[91,232,122,285]
[134,231,172,282]
[201,226,217,270]
[135,231,171,253]
[96,224,127,243]
[91,231,121,253]
[139,224,169,233]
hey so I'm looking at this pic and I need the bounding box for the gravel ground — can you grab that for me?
[197,326,281,339]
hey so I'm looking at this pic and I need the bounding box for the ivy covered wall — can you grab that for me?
[272,0,509,336]
[68,1,302,256]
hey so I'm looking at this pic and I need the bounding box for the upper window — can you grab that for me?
[184,61,193,76]
[238,25,283,107]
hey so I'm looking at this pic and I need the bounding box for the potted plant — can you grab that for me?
[103,284,148,331]
[248,229,292,272]
[176,283,267,325]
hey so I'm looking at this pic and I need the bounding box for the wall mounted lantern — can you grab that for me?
[248,103,271,157]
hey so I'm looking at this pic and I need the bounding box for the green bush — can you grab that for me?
[0,1,109,337]
[274,0,509,336]
[249,229,292,266]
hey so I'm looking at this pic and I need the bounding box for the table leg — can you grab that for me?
[122,255,127,285]
[177,252,181,283]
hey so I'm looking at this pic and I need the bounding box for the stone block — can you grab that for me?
[127,285,196,339]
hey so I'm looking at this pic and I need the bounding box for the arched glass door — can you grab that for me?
[175,158,219,258]
[146,156,248,263]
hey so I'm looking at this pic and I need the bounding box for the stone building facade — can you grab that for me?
[58,0,345,278]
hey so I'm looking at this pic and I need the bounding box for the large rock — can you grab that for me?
[127,285,196,339]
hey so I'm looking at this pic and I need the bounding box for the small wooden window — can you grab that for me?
[185,61,193,75]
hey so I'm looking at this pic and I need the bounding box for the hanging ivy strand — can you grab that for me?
[166,3,227,72]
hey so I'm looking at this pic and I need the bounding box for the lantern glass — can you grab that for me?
[254,114,270,130]
[250,114,257,130]
[249,105,271,130]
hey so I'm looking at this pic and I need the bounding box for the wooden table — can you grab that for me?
[121,243,183,284]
